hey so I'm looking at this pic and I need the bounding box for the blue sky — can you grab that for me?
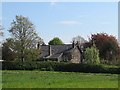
[2,2,118,44]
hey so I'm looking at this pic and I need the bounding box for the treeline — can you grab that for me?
[83,33,120,65]
[1,15,120,65]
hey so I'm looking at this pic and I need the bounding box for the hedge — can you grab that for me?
[2,61,120,74]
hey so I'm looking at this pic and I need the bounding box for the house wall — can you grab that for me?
[62,53,72,62]
[62,47,81,63]
[70,47,81,63]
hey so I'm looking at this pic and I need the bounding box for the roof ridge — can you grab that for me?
[41,44,72,46]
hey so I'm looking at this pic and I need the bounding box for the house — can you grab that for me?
[38,42,83,63]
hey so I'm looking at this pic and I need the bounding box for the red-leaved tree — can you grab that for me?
[86,33,120,64]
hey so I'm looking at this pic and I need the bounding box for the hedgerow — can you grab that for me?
[2,61,120,74]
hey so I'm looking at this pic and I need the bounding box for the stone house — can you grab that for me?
[38,42,83,63]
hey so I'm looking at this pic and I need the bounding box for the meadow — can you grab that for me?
[2,70,118,88]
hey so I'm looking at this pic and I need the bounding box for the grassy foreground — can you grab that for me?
[2,70,118,88]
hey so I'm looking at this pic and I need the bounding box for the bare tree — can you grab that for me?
[0,25,3,36]
[72,35,87,44]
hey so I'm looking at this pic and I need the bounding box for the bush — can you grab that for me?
[2,61,120,74]
[46,66,54,71]
[84,45,100,64]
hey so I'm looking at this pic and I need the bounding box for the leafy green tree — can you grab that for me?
[2,38,16,61]
[8,15,43,62]
[48,37,64,45]
[25,48,40,61]
[84,44,100,64]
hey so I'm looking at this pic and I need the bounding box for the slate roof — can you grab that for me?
[39,44,73,59]
[47,53,63,59]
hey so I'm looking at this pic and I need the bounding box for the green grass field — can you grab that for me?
[2,70,118,88]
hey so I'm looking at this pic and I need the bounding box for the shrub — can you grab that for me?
[84,45,100,64]
[41,68,46,71]
[2,61,120,74]
[46,66,54,71]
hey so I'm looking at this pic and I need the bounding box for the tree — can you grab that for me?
[72,35,87,44]
[8,15,43,62]
[84,44,100,64]
[89,33,120,63]
[2,38,16,61]
[48,37,64,45]
[0,25,3,60]
[24,48,40,61]
[0,25,3,36]
[0,25,4,45]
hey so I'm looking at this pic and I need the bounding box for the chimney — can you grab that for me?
[76,41,79,46]
[49,45,52,56]
[72,41,75,48]
[37,42,40,49]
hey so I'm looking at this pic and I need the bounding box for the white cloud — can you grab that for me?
[59,20,81,25]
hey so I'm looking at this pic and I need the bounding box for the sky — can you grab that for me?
[2,2,118,44]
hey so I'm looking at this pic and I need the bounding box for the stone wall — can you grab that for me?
[70,47,81,63]
[62,47,81,63]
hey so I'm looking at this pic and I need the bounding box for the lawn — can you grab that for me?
[2,70,118,88]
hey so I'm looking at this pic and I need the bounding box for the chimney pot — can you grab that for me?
[49,45,52,55]
[72,41,75,48]
[37,42,40,49]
